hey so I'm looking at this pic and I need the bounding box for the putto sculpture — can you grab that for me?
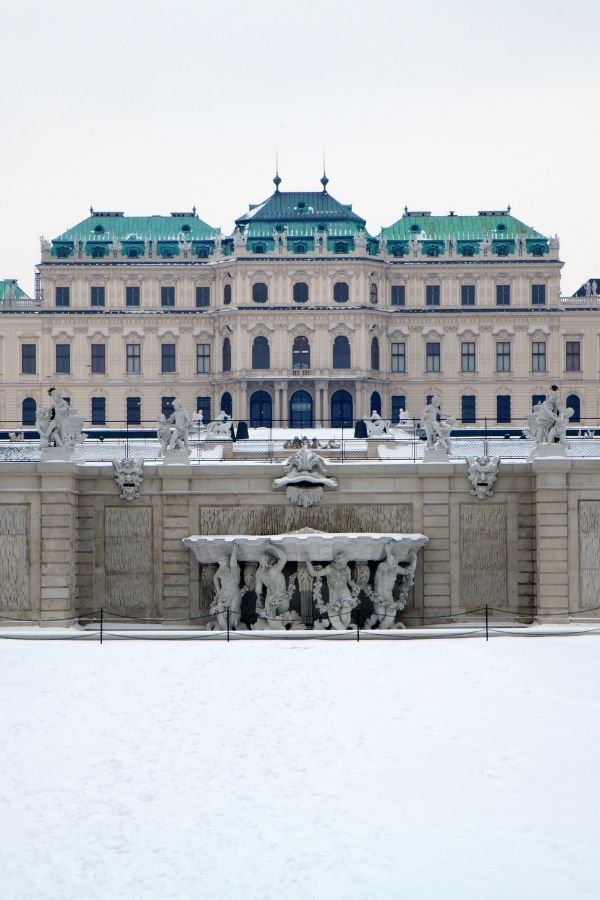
[273,440,338,507]
[362,410,391,437]
[466,456,500,499]
[421,395,454,460]
[525,386,573,459]
[113,458,144,501]
[206,411,233,438]
[157,398,193,462]
[36,387,85,459]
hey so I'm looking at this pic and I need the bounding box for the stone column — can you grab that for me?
[281,384,289,427]
[39,465,78,624]
[532,459,570,621]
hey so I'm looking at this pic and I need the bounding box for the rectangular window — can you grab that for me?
[531,284,546,305]
[196,396,211,422]
[56,343,71,374]
[461,284,476,306]
[461,342,476,372]
[55,286,70,307]
[126,286,140,307]
[391,395,407,423]
[532,341,546,372]
[126,343,141,374]
[426,285,440,306]
[90,286,105,307]
[126,396,141,425]
[461,395,476,423]
[91,396,106,425]
[161,286,175,307]
[496,284,511,306]
[566,341,581,371]
[161,343,176,373]
[21,343,36,374]
[391,342,406,373]
[196,286,210,308]
[91,343,106,374]
[497,394,511,423]
[426,341,441,372]
[496,341,511,372]
[196,343,210,374]
[391,285,405,306]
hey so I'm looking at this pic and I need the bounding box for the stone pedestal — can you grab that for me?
[528,444,568,462]
[423,447,449,463]
[40,446,75,462]
[162,449,191,465]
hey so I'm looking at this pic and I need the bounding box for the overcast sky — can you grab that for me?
[1,0,598,295]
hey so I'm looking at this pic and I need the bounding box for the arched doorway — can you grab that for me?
[22,397,36,426]
[221,392,233,417]
[567,394,581,423]
[370,391,382,415]
[250,391,272,427]
[331,390,353,428]
[289,390,313,429]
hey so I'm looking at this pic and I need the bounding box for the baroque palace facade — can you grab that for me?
[1,175,598,429]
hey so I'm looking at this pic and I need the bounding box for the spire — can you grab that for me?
[321,153,329,192]
[273,153,281,192]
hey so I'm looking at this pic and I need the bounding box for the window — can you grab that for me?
[371,336,380,370]
[21,344,36,374]
[91,344,106,374]
[126,396,141,425]
[334,241,348,254]
[222,337,231,372]
[332,335,351,368]
[250,390,272,427]
[370,391,382,415]
[196,396,211,423]
[426,341,441,372]
[196,343,210,374]
[56,344,71,374]
[369,283,378,304]
[532,394,546,408]
[221,391,233,417]
[293,282,309,303]
[252,282,268,303]
[254,243,267,254]
[461,342,476,372]
[126,343,141,374]
[161,396,175,417]
[566,341,581,371]
[496,284,511,306]
[161,343,176,373]
[22,397,36,426]
[531,284,546,305]
[426,285,440,306]
[391,285,405,306]
[461,395,476,423]
[567,394,581,423]
[126,286,140,307]
[461,284,475,306]
[196,286,210,308]
[223,284,232,305]
[55,286,70,307]
[391,342,405,373]
[333,282,349,303]
[292,335,310,369]
[391,395,407,423]
[91,397,106,425]
[90,286,105,308]
[532,341,546,372]
[252,336,270,369]
[496,341,511,372]
[161,286,175,307]
[497,395,511,423]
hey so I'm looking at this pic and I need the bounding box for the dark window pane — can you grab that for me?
[196,396,211,423]
[55,286,70,307]
[497,395,511,423]
[196,286,210,307]
[333,282,349,303]
[161,343,176,373]
[461,395,476,423]
[222,337,231,372]
[22,397,36,426]
[21,344,36,374]
[461,342,476,372]
[126,396,141,425]
[223,284,232,305]
[391,285,405,306]
[252,282,268,303]
[126,344,141,373]
[91,397,106,425]
[426,285,440,306]
[161,396,175,417]
[531,284,546,305]
[56,343,71,374]
[196,343,210,373]
[293,282,309,303]
[371,337,380,370]
[91,343,106,374]
[252,336,270,369]
[566,341,581,371]
[496,284,511,306]
[292,336,310,369]
[461,284,475,306]
[333,335,351,368]
[90,286,105,307]
[426,341,440,372]
[161,286,175,307]
[391,342,405,373]
[126,286,140,307]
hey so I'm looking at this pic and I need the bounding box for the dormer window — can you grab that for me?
[497,223,507,232]
[294,242,306,254]
[334,241,348,254]
[180,224,191,233]
[127,248,140,259]
[94,225,104,234]
[56,246,70,258]
[253,243,266,254]
[410,224,420,233]
[91,246,105,258]
[196,245,210,258]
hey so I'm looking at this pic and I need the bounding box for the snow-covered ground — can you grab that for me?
[2,637,599,900]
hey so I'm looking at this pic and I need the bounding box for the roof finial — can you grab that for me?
[89,205,94,215]
[507,204,511,214]
[321,151,329,192]
[273,152,281,192]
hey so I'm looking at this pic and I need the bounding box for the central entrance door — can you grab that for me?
[249,390,272,427]
[289,390,313,429]
[330,389,353,427]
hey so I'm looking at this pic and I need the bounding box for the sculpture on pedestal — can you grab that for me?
[212,543,242,630]
[37,388,85,456]
[273,441,337,507]
[362,410,391,437]
[421,395,453,457]
[466,456,500,499]
[157,399,193,460]
[206,411,233,438]
[525,386,573,458]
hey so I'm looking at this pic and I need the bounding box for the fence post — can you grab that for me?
[357,619,360,642]
[226,607,230,643]
[100,606,103,645]
[485,604,489,641]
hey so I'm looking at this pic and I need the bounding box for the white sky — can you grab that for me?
[1,0,598,295]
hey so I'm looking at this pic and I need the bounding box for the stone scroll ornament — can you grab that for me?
[466,457,500,500]
[183,529,428,630]
[113,458,144,501]
[273,442,337,508]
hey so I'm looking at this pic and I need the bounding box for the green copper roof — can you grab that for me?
[381,211,546,241]
[53,211,220,244]
[0,279,29,301]
[236,189,366,227]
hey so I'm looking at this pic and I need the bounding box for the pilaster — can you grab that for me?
[532,459,570,621]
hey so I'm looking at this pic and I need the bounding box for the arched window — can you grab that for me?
[250,391,272,427]
[223,283,232,305]
[196,396,211,423]
[330,390,353,428]
[91,396,106,425]
[222,337,231,372]
[22,397,36,426]
[567,393,581,423]
[292,336,310,370]
[370,391,382,415]
[252,282,268,303]
[332,335,351,368]
[161,396,175,417]
[333,282,349,303]
[289,390,313,429]
[369,283,378,304]
[293,282,309,303]
[126,396,141,425]
[371,336,380,370]
[221,392,233,417]
[252,335,270,369]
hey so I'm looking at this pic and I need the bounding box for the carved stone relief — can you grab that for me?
[459,504,508,610]
[104,507,153,612]
[579,501,600,609]
[0,505,29,611]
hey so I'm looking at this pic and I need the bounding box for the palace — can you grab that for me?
[1,174,598,430]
